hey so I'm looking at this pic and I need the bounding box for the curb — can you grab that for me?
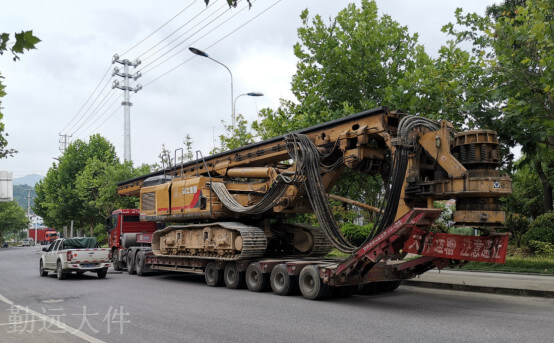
[402,280,554,298]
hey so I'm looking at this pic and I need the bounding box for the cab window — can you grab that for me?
[47,241,57,252]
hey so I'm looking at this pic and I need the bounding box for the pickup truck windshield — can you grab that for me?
[63,238,98,249]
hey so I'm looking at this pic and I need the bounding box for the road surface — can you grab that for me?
[1,245,553,343]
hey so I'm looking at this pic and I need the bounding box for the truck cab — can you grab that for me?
[107,209,157,270]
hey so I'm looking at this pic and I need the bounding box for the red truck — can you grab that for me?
[106,209,157,271]
[29,228,58,245]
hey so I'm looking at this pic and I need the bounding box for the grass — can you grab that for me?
[325,250,554,275]
[460,256,554,275]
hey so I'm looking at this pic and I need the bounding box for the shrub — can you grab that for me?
[527,241,554,257]
[340,223,374,246]
[523,212,554,246]
[93,223,108,246]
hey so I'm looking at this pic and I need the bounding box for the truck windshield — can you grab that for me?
[123,216,140,223]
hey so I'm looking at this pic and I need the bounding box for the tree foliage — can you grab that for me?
[33,135,149,238]
[0,201,28,242]
[0,30,40,159]
[442,0,553,211]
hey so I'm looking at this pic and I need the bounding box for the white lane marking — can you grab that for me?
[0,319,43,326]
[0,292,105,343]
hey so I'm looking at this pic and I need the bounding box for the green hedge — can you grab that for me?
[340,223,374,246]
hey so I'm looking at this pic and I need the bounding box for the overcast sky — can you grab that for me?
[1,0,499,178]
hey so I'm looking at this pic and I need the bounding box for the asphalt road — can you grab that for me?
[1,246,553,343]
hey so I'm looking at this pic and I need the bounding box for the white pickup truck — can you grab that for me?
[39,238,111,280]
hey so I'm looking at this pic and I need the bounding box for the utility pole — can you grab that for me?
[112,54,142,162]
[25,187,35,241]
[58,134,72,154]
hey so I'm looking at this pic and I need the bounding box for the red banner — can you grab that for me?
[403,228,509,264]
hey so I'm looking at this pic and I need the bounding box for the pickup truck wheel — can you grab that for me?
[204,262,223,287]
[56,261,65,280]
[126,251,136,275]
[39,260,48,277]
[97,269,108,279]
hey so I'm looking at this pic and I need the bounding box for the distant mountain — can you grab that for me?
[13,185,37,212]
[13,174,43,186]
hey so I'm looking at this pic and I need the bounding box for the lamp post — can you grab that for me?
[233,92,264,120]
[189,47,235,128]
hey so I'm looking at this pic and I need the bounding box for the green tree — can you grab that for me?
[0,201,28,242]
[441,0,553,211]
[503,159,544,218]
[75,159,150,222]
[1,30,40,158]
[34,135,120,236]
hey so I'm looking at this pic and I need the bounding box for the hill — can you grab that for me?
[13,174,43,186]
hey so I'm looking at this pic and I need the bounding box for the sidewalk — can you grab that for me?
[403,269,554,298]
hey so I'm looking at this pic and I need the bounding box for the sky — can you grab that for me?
[0,0,500,179]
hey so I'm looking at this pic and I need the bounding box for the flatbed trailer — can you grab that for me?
[124,208,509,300]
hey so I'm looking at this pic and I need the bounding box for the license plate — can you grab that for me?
[83,263,96,268]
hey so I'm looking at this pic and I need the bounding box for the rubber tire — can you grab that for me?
[299,265,328,300]
[224,262,246,289]
[205,262,223,287]
[270,264,296,296]
[332,285,358,298]
[357,282,381,295]
[56,261,65,280]
[135,250,145,276]
[246,262,270,292]
[112,249,121,271]
[126,251,136,275]
[381,280,401,292]
[39,260,48,277]
[97,268,108,279]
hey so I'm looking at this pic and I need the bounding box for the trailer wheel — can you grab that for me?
[205,262,223,287]
[224,262,245,289]
[332,285,358,298]
[56,261,65,280]
[39,260,48,277]
[357,282,380,295]
[270,264,296,296]
[112,249,121,271]
[299,265,328,300]
[246,262,269,292]
[135,251,146,276]
[126,251,136,275]
[381,280,401,292]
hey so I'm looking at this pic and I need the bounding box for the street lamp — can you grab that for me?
[189,47,235,128]
[233,92,264,120]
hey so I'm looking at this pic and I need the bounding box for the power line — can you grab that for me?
[78,94,122,138]
[136,1,223,61]
[71,88,119,137]
[139,2,232,73]
[60,64,113,134]
[143,0,280,87]
[120,2,197,58]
